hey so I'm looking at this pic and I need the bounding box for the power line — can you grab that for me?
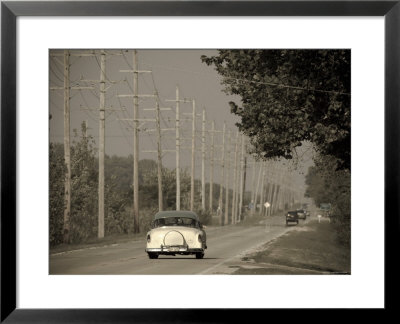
[51,134,135,138]
[141,61,350,96]
[121,50,133,69]
[49,64,64,84]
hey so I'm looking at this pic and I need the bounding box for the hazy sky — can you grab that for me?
[50,50,239,158]
[49,49,312,191]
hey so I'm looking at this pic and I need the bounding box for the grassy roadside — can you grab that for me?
[50,232,146,255]
[233,218,351,275]
[49,225,221,255]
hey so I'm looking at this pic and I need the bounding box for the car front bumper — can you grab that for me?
[146,246,204,253]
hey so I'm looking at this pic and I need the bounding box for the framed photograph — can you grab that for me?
[1,0,397,322]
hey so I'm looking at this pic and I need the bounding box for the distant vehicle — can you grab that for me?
[286,211,299,225]
[145,211,207,259]
[320,203,332,217]
[296,209,307,220]
[301,207,310,217]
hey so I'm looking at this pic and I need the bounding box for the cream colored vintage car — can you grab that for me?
[145,211,207,259]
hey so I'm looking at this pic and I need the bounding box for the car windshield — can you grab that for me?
[153,217,198,228]
[288,211,297,215]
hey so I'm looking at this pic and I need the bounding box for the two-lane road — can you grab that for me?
[50,216,304,275]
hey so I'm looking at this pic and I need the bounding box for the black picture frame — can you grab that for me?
[1,0,398,322]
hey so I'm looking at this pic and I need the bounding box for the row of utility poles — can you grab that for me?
[51,49,301,243]
[250,161,299,218]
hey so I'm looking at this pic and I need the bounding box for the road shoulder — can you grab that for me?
[232,218,351,275]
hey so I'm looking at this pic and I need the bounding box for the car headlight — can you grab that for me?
[147,234,151,242]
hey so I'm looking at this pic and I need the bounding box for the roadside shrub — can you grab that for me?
[239,209,264,226]
[139,208,158,233]
[305,154,351,248]
[196,209,212,225]
[332,214,351,247]
[105,207,133,235]
[69,126,98,244]
[49,143,65,247]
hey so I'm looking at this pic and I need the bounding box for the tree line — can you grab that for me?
[50,123,251,246]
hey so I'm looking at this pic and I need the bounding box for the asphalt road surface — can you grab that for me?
[50,216,303,275]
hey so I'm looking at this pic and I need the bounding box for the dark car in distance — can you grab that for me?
[286,211,299,225]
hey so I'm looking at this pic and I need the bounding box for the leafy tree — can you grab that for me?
[305,154,351,246]
[49,123,99,244]
[49,142,66,246]
[69,123,98,243]
[104,174,132,235]
[105,154,133,196]
[104,155,133,234]
[202,50,350,170]
[138,159,160,209]
[196,209,212,225]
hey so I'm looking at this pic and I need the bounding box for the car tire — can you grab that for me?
[148,253,158,259]
[195,252,204,259]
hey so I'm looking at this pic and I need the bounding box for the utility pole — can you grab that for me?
[263,171,268,216]
[259,164,266,215]
[165,86,192,211]
[242,155,248,221]
[140,100,176,211]
[235,135,242,222]
[175,86,180,210]
[275,185,281,215]
[224,131,231,225]
[276,168,284,214]
[98,50,106,238]
[231,132,239,224]
[190,100,196,211]
[271,168,279,215]
[276,167,285,212]
[278,174,285,211]
[209,120,215,212]
[266,170,272,217]
[249,158,256,216]
[218,122,226,225]
[253,162,262,216]
[267,164,275,216]
[132,50,140,233]
[155,94,163,211]
[265,173,272,217]
[63,50,71,244]
[201,107,206,211]
[238,135,246,222]
[118,50,154,232]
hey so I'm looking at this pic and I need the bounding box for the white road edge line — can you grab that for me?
[50,243,120,256]
[197,226,292,275]
[197,241,270,275]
